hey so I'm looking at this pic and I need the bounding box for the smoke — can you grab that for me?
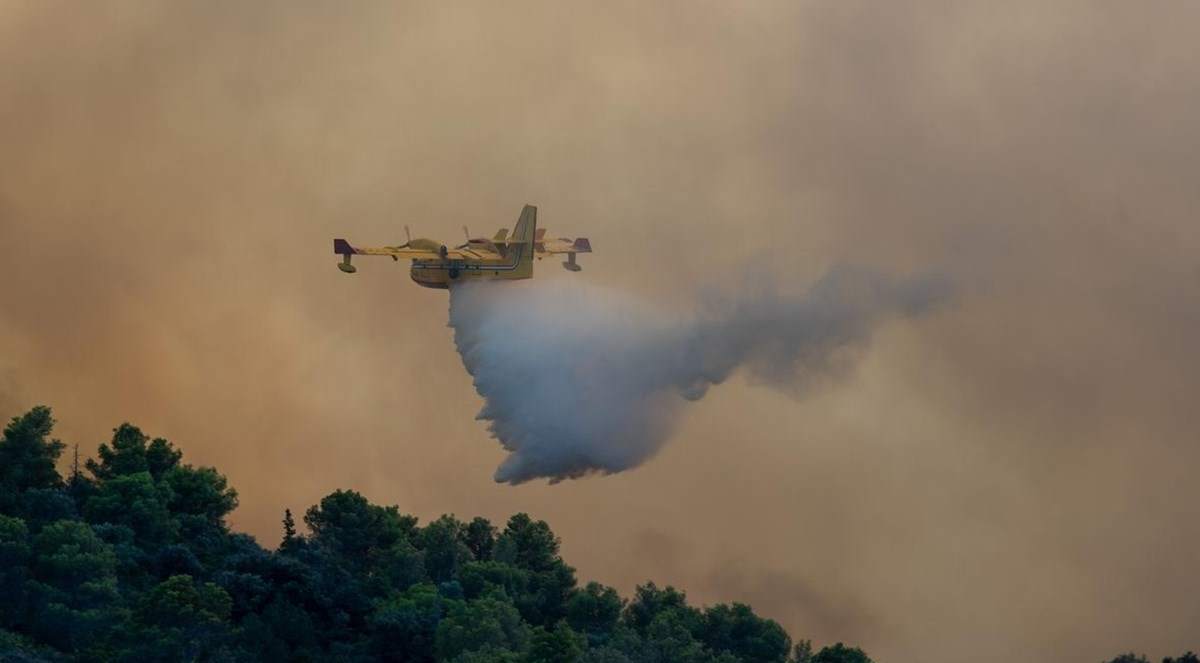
[450,264,951,484]
[0,370,17,418]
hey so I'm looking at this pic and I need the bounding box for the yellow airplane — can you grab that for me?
[333,204,591,289]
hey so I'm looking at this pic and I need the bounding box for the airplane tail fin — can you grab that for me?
[511,204,537,245]
[509,204,537,267]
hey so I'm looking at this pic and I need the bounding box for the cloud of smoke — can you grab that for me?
[450,265,951,484]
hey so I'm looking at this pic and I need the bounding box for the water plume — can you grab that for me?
[449,265,950,484]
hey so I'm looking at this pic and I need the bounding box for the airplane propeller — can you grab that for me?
[381,225,414,260]
[455,225,472,249]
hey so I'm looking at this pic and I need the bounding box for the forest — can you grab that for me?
[0,406,1192,663]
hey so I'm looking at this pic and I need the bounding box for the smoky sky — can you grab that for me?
[2,2,1200,662]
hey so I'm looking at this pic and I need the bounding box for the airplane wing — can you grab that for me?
[534,235,592,272]
[334,238,485,273]
[536,236,593,255]
[334,239,476,261]
[454,246,504,259]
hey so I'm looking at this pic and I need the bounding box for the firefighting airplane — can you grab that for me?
[333,204,591,289]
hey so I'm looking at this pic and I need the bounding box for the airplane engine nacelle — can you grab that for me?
[408,238,444,253]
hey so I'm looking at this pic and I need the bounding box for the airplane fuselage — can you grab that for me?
[409,252,534,289]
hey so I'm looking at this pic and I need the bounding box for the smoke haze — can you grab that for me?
[451,267,950,483]
[3,2,1200,662]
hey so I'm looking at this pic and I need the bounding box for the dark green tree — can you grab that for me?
[119,574,234,663]
[0,407,895,663]
[579,646,636,663]
[303,489,417,576]
[623,582,701,636]
[700,602,792,663]
[494,514,577,627]
[567,581,623,647]
[160,464,238,569]
[450,648,522,663]
[791,639,814,663]
[460,560,532,603]
[66,443,95,512]
[24,520,125,654]
[1164,653,1200,663]
[162,465,237,527]
[436,598,530,661]
[641,610,713,663]
[248,596,322,660]
[419,515,472,584]
[0,628,59,663]
[369,583,441,663]
[282,508,297,549]
[495,514,560,573]
[0,515,31,630]
[82,471,178,547]
[85,424,181,483]
[462,517,497,561]
[0,407,65,518]
[524,621,584,663]
[813,642,873,663]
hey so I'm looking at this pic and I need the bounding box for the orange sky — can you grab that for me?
[2,3,1199,661]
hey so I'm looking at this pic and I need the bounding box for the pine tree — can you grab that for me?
[282,508,297,548]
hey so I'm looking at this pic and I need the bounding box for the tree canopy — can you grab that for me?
[0,406,1189,663]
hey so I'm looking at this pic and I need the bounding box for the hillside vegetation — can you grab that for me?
[0,407,1190,663]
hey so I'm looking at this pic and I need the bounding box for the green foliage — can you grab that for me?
[524,622,583,663]
[449,648,522,663]
[492,514,577,628]
[0,516,31,630]
[30,521,118,596]
[463,517,497,562]
[641,609,713,663]
[281,509,297,549]
[791,639,814,663]
[17,490,76,533]
[436,598,530,661]
[111,574,234,663]
[82,472,177,547]
[495,514,560,573]
[812,642,873,663]
[1103,655,1150,663]
[578,646,635,663]
[4,406,1177,663]
[136,574,232,628]
[567,582,623,647]
[24,520,124,653]
[623,582,701,636]
[460,561,532,603]
[0,407,65,518]
[304,490,418,576]
[369,583,441,663]
[700,603,792,663]
[419,515,473,584]
[162,465,237,527]
[0,627,61,663]
[85,425,180,484]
